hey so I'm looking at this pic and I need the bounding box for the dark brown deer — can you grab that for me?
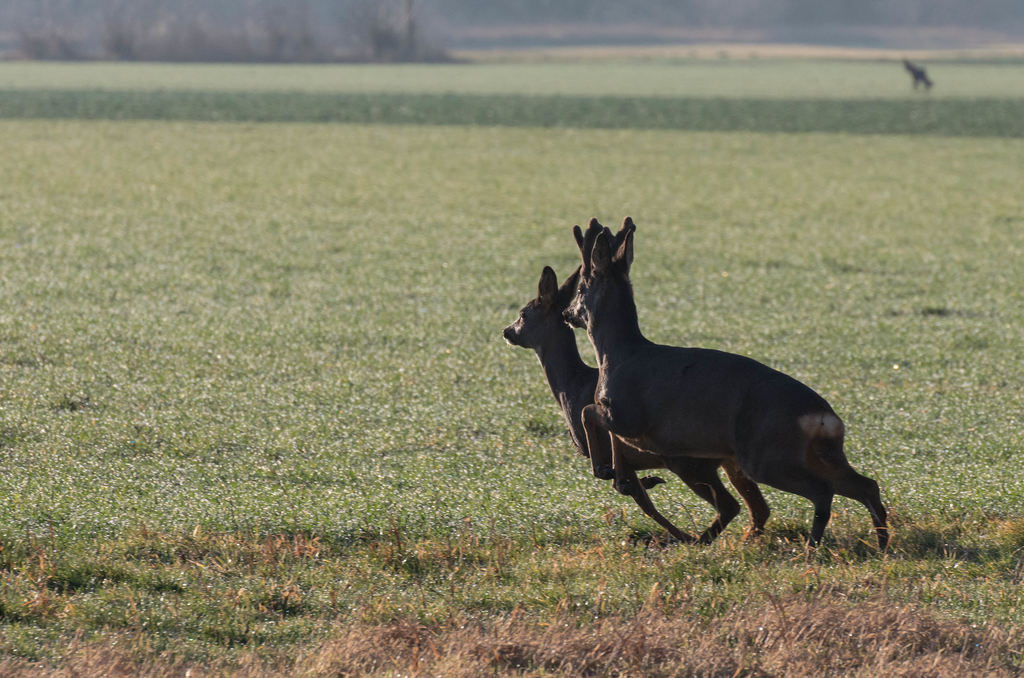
[903,59,933,91]
[565,218,888,549]
[504,265,770,543]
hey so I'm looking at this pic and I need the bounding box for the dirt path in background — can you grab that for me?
[457,42,1024,62]
[451,25,1024,62]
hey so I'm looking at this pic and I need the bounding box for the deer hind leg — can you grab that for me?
[750,460,834,546]
[803,434,890,550]
[720,457,770,539]
[832,471,889,550]
[666,457,741,545]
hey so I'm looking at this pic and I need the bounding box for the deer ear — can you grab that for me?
[557,266,581,307]
[591,232,612,276]
[538,266,559,306]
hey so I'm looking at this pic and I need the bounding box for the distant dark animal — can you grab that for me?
[903,60,933,91]
[504,265,770,544]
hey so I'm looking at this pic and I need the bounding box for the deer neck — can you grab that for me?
[534,326,595,401]
[534,326,597,455]
[587,297,649,366]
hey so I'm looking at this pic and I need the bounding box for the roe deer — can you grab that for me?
[504,265,770,543]
[903,59,933,91]
[565,218,888,549]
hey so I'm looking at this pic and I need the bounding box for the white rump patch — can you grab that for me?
[798,413,845,439]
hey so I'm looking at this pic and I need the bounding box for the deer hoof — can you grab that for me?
[594,465,615,481]
[639,475,665,489]
[742,526,765,541]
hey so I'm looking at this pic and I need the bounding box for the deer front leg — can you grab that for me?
[582,406,666,488]
[720,458,770,539]
[616,458,697,544]
[582,407,694,542]
[582,404,615,481]
[583,403,635,494]
[664,457,741,545]
[609,433,639,498]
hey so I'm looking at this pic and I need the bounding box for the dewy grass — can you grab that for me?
[0,120,1023,666]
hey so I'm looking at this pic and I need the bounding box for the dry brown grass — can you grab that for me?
[2,595,1021,677]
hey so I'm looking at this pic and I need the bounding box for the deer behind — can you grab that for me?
[504,265,770,543]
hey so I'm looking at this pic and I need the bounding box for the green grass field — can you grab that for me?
[2,60,1023,98]
[2,60,1024,137]
[1,60,1024,674]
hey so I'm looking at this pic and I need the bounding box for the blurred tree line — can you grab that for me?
[0,0,438,62]
[1,0,1022,62]
[433,0,1024,28]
